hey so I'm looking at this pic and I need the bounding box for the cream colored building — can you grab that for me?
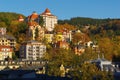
[20,40,46,60]
[0,46,13,60]
[40,8,57,31]
[28,22,44,40]
[0,35,16,48]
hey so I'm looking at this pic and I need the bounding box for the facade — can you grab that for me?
[56,30,72,42]
[20,40,46,60]
[44,32,54,43]
[0,46,13,60]
[0,35,16,48]
[40,8,57,31]
[27,22,44,40]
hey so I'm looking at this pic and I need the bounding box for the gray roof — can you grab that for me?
[0,34,16,40]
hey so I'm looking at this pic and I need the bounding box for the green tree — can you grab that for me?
[39,16,44,27]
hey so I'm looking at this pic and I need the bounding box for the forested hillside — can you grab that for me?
[58,17,120,37]
[0,12,120,61]
[58,17,120,27]
[0,12,27,51]
[0,12,25,26]
[59,17,120,62]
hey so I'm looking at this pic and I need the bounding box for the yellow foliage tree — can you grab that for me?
[54,23,76,33]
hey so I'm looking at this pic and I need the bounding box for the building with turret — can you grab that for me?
[40,8,57,31]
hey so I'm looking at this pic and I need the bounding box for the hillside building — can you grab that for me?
[20,40,46,60]
[27,22,44,40]
[40,8,57,31]
[0,35,16,48]
[0,46,13,60]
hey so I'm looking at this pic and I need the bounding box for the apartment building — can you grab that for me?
[20,40,46,60]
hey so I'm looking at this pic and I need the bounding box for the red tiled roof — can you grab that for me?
[30,13,38,19]
[41,8,54,16]
[44,8,51,13]
[28,12,39,20]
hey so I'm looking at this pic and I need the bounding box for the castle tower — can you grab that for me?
[40,8,57,31]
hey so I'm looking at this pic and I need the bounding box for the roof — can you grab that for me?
[44,8,51,13]
[41,8,54,16]
[0,34,16,40]
[22,40,43,45]
[28,12,39,20]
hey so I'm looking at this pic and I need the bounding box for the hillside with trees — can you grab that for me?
[0,12,120,79]
[58,17,120,27]
[58,17,120,61]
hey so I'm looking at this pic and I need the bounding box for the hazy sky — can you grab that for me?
[0,0,120,19]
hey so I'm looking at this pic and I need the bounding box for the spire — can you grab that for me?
[44,8,51,13]
[42,8,52,15]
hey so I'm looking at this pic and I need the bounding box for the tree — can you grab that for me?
[72,32,90,45]
[98,38,114,60]
[39,16,44,27]
[0,22,7,27]
[54,23,76,33]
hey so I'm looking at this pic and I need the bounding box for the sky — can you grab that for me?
[0,0,120,20]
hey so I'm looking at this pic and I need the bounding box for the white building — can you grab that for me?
[40,8,57,31]
[20,40,46,60]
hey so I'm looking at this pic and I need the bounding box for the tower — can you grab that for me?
[40,8,57,31]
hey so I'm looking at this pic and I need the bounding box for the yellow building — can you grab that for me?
[0,35,16,48]
[44,33,54,43]
[55,34,64,42]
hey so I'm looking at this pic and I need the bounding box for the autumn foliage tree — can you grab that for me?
[54,23,76,33]
[98,38,114,60]
[72,32,90,45]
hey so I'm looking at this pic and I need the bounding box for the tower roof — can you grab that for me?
[41,8,54,16]
[30,12,39,19]
[44,8,51,13]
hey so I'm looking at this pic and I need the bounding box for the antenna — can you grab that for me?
[102,53,104,59]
